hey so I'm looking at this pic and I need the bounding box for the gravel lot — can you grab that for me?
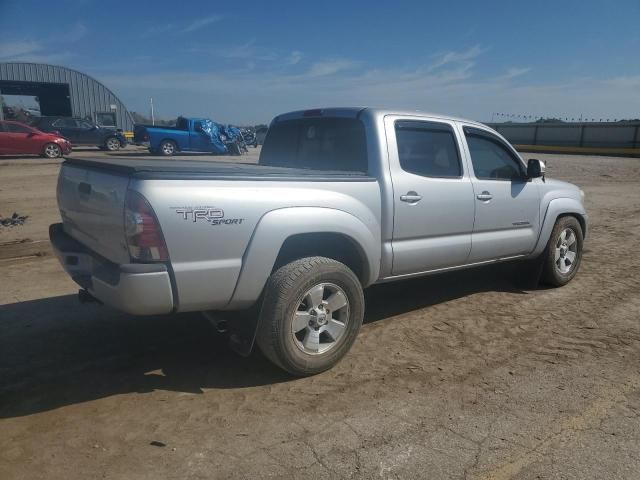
[1,148,639,479]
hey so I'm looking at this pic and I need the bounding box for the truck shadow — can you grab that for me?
[0,263,526,419]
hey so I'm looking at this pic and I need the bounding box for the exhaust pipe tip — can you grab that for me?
[202,312,229,334]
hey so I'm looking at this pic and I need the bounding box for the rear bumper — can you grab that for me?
[49,223,174,315]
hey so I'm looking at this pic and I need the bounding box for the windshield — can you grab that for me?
[259,117,368,172]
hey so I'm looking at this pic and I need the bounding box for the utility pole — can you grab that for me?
[150,97,155,126]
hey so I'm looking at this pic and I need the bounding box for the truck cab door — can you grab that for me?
[385,116,475,275]
[189,121,212,152]
[460,125,541,262]
[74,119,99,145]
[52,118,80,144]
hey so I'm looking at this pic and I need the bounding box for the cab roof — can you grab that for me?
[275,107,488,129]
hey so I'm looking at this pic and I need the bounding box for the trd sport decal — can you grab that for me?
[172,206,244,225]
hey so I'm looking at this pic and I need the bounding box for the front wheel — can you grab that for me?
[256,257,364,376]
[43,143,62,158]
[104,136,121,151]
[541,216,584,287]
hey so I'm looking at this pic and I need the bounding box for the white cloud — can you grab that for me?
[66,22,88,42]
[0,40,74,64]
[306,59,358,77]
[216,39,277,61]
[0,41,42,60]
[287,50,303,65]
[428,45,487,71]
[496,67,531,82]
[95,45,639,124]
[183,14,223,33]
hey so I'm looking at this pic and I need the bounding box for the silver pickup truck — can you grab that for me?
[50,107,588,375]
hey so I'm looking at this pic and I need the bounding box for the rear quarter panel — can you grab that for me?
[133,178,381,312]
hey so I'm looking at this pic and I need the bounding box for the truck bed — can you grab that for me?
[63,157,375,181]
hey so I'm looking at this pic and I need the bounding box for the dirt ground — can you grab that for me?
[1,148,640,479]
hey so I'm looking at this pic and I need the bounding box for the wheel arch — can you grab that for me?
[273,232,369,282]
[531,197,588,257]
[225,207,380,310]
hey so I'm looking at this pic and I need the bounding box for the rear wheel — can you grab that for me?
[104,136,121,151]
[541,216,584,286]
[256,257,364,376]
[43,143,62,158]
[159,140,176,156]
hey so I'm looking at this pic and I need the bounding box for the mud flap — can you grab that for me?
[513,254,545,289]
[227,309,261,356]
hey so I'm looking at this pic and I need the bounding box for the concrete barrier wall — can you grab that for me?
[486,122,640,154]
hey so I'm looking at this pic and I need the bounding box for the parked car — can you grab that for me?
[50,107,588,376]
[0,120,71,158]
[31,116,126,151]
[134,116,242,155]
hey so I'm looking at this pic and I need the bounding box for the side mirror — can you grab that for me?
[27,131,36,137]
[527,158,546,180]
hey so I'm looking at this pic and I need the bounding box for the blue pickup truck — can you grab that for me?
[134,117,243,155]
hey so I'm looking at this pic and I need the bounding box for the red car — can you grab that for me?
[0,120,72,158]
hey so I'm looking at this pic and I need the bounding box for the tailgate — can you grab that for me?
[57,163,131,264]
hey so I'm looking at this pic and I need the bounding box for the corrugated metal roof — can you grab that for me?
[0,62,134,131]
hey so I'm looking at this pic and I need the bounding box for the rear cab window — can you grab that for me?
[259,117,368,173]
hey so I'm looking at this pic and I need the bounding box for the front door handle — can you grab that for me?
[400,192,422,204]
[476,191,493,201]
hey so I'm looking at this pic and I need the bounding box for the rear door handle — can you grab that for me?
[400,192,422,203]
[476,191,493,201]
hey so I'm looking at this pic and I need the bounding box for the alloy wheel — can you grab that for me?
[291,283,350,355]
[554,228,578,274]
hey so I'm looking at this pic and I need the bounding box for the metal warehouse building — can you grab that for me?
[0,62,134,131]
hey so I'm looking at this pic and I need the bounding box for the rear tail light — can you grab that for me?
[124,190,168,262]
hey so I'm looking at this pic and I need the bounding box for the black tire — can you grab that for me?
[104,136,121,151]
[541,216,584,287]
[42,143,62,158]
[159,140,176,156]
[256,257,364,376]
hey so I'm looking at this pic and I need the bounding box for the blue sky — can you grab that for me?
[1,0,639,124]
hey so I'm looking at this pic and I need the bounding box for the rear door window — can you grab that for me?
[52,118,76,128]
[395,121,462,178]
[260,117,368,172]
[5,123,32,134]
